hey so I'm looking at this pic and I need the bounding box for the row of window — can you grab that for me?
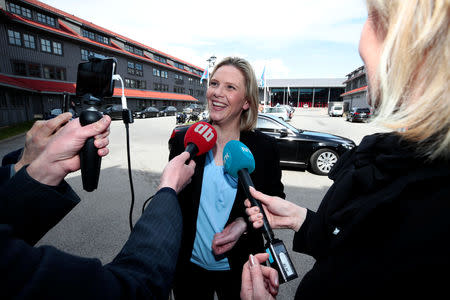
[81,28,109,45]
[173,86,185,94]
[127,62,143,76]
[154,83,169,92]
[125,78,146,89]
[6,2,204,77]
[12,61,66,81]
[7,2,56,27]
[174,62,184,70]
[8,29,63,55]
[124,44,144,56]
[81,49,105,61]
[153,68,168,78]
[153,54,167,64]
[346,76,367,92]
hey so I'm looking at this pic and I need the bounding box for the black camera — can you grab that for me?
[76,57,117,100]
[75,57,117,192]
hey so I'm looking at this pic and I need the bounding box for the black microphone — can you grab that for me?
[79,103,102,192]
[223,140,298,283]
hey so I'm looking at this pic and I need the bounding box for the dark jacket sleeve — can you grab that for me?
[292,208,316,254]
[2,148,23,166]
[0,148,24,185]
[0,167,80,245]
[0,187,182,300]
[0,165,13,187]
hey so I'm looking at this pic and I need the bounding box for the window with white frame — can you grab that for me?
[7,29,21,46]
[40,38,51,53]
[23,34,35,49]
[7,2,32,19]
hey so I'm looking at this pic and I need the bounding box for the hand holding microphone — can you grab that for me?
[223,140,298,284]
[245,188,307,232]
[183,121,217,163]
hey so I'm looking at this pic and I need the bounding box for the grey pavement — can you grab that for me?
[0,108,389,299]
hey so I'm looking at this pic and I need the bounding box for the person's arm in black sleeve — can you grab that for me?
[292,208,316,255]
[106,187,183,299]
[0,187,182,300]
[0,166,80,245]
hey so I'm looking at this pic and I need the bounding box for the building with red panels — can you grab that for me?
[341,66,369,113]
[0,0,206,126]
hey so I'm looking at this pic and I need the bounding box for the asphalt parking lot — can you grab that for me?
[1,108,389,299]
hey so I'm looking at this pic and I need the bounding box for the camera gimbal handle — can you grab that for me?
[79,106,103,192]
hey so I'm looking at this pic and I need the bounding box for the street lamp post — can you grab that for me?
[206,55,216,87]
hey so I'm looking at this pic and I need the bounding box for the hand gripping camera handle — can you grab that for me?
[79,109,103,192]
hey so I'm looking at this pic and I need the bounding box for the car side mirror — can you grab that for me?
[279,128,288,138]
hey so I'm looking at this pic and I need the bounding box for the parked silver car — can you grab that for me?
[262,106,291,121]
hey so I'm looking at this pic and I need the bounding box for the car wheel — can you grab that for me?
[142,113,146,118]
[310,149,339,176]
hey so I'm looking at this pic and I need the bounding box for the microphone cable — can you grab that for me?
[113,75,135,232]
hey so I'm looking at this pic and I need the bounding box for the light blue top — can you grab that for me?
[190,150,238,270]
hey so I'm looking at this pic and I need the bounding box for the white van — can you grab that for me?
[329,105,343,117]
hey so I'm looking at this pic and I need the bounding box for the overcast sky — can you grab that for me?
[41,0,368,79]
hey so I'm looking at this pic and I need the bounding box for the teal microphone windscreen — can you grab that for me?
[223,140,255,178]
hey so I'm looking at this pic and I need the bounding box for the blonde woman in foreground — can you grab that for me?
[241,0,450,299]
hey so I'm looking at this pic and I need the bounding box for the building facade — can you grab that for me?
[260,78,345,108]
[0,0,207,127]
[340,65,369,112]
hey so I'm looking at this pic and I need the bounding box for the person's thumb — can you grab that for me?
[249,186,271,205]
[249,254,267,297]
[79,115,111,139]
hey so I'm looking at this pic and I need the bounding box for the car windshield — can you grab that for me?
[357,108,370,113]
[334,107,342,110]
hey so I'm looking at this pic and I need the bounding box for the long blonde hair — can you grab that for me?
[209,57,259,131]
[367,0,449,160]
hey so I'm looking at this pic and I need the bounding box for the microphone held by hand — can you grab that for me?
[223,140,298,283]
[183,121,217,162]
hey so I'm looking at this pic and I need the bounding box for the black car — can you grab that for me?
[103,104,124,120]
[169,114,355,176]
[183,103,203,114]
[44,108,78,120]
[256,114,356,175]
[134,106,159,118]
[158,106,177,117]
[346,107,371,122]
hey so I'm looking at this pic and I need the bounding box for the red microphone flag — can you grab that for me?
[184,121,217,156]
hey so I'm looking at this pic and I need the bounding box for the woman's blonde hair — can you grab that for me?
[209,57,259,131]
[366,0,449,160]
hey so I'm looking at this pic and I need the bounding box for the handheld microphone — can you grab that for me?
[223,140,298,283]
[79,104,103,192]
[183,121,217,162]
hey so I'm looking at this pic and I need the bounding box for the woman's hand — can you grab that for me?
[212,217,247,255]
[241,253,279,300]
[244,187,307,232]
